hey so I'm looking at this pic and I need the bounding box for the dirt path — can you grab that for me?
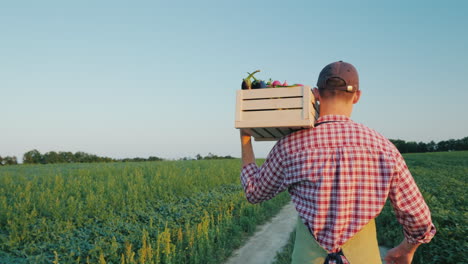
[224,202,298,264]
[224,202,391,264]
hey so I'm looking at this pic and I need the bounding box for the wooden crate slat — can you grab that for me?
[242,98,303,110]
[276,127,291,137]
[254,127,308,141]
[264,127,284,138]
[241,109,303,122]
[251,128,273,138]
[244,128,262,138]
[278,127,294,135]
[235,119,313,128]
[235,90,242,123]
[310,102,316,121]
[254,137,278,141]
[302,86,311,122]
[241,86,303,100]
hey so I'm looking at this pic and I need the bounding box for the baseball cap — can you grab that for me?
[316,61,359,92]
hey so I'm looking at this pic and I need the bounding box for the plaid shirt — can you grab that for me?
[241,115,436,255]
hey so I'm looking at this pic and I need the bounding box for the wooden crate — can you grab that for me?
[235,85,319,141]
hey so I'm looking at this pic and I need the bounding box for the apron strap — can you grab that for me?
[324,250,345,264]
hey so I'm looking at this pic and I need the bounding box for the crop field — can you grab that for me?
[376,151,467,263]
[273,151,467,264]
[0,159,290,264]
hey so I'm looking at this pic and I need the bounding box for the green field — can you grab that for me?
[273,151,468,264]
[0,160,290,264]
[1,152,466,264]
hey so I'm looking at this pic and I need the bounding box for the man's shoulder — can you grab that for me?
[351,121,399,152]
[353,121,387,139]
[279,120,399,155]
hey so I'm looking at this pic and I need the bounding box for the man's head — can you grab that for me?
[313,61,361,116]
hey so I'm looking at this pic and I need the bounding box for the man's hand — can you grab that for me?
[240,129,252,144]
[240,129,255,166]
[384,239,420,264]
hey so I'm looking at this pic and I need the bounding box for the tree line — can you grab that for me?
[171,153,235,161]
[195,153,235,160]
[0,149,163,166]
[1,137,466,166]
[389,136,468,153]
[0,150,234,166]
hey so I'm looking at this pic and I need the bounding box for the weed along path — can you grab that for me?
[225,202,391,264]
[225,202,298,264]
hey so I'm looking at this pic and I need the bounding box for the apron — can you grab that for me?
[291,217,382,264]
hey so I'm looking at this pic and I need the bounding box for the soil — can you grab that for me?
[224,202,297,264]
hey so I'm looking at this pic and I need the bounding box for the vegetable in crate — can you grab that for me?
[252,79,267,89]
[241,70,260,90]
[250,72,266,89]
[271,80,282,87]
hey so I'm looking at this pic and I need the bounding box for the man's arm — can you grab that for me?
[239,129,288,204]
[385,153,436,263]
[240,129,255,166]
[384,239,420,264]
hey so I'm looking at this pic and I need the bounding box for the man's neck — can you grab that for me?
[318,102,353,118]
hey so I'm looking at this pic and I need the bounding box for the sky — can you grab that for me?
[1,0,467,160]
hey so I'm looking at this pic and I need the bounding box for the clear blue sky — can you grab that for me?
[1,0,467,160]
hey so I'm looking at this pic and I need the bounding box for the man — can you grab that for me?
[239,61,436,264]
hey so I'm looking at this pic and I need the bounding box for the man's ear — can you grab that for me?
[352,90,361,104]
[312,87,320,102]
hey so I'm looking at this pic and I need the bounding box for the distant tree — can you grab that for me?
[74,152,89,163]
[427,141,437,152]
[100,157,113,163]
[43,151,60,164]
[23,149,44,164]
[406,141,418,153]
[59,151,75,163]
[0,156,3,166]
[148,156,163,161]
[390,139,408,153]
[438,139,460,151]
[438,141,445,151]
[3,156,18,165]
[416,142,428,152]
[448,139,457,151]
[192,153,235,160]
[458,137,468,150]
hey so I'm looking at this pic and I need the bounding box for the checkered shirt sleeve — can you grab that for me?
[241,140,287,204]
[389,153,436,244]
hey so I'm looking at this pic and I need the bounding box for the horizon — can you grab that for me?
[2,1,468,160]
[2,136,467,163]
